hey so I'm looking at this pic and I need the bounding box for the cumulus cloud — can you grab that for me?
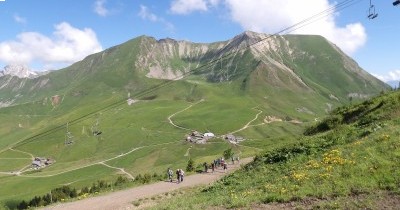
[13,14,26,24]
[224,0,366,55]
[94,0,109,16]
[169,0,366,55]
[0,22,102,69]
[138,5,174,32]
[373,70,400,82]
[170,0,220,14]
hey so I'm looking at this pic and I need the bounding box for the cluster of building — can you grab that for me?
[185,131,215,144]
[185,131,245,144]
[31,157,54,170]
[223,134,244,144]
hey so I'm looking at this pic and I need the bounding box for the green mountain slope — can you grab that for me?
[149,90,400,210]
[0,31,390,205]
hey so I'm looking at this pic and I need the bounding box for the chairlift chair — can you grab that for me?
[394,0,400,6]
[367,0,378,19]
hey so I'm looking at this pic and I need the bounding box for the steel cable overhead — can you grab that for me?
[10,0,365,148]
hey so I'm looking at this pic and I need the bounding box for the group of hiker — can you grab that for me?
[167,155,240,183]
[204,155,239,173]
[167,168,184,183]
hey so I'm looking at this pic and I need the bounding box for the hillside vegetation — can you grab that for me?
[147,90,400,209]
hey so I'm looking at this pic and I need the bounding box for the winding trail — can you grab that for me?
[16,141,180,178]
[230,108,263,134]
[184,146,192,157]
[9,148,35,160]
[167,99,204,131]
[42,157,253,210]
[6,148,36,175]
[99,162,135,180]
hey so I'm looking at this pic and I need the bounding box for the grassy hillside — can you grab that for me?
[0,32,391,207]
[146,90,400,209]
[0,79,316,206]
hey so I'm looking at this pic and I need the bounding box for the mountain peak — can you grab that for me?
[234,31,267,42]
[1,64,38,79]
[242,31,262,38]
[157,37,177,44]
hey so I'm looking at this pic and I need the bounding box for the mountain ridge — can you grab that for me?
[0,31,389,108]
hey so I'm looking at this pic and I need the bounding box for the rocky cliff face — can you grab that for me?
[133,31,386,94]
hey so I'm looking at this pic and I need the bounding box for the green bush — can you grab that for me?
[186,158,195,172]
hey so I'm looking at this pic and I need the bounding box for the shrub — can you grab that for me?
[115,175,129,186]
[16,200,28,210]
[142,173,152,183]
[223,148,233,160]
[186,158,195,172]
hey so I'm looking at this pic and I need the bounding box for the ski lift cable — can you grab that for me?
[10,0,365,148]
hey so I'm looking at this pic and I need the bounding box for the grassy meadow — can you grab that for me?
[141,90,400,209]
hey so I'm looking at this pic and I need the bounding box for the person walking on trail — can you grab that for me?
[167,168,173,182]
[223,162,227,172]
[203,162,208,173]
[179,169,184,182]
[231,156,235,164]
[211,162,215,173]
[176,169,180,184]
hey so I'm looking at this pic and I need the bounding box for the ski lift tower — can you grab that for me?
[65,122,74,145]
[91,117,102,138]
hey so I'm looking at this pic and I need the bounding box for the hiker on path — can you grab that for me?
[167,168,173,182]
[223,162,227,172]
[231,156,235,164]
[236,156,240,164]
[203,162,208,173]
[179,169,184,182]
[176,169,180,183]
[211,162,215,173]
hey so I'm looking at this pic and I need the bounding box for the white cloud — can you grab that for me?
[0,22,102,69]
[170,0,221,14]
[13,14,26,24]
[94,0,109,17]
[224,0,366,55]
[138,5,175,32]
[373,70,400,82]
[138,5,159,22]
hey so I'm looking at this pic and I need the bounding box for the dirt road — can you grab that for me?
[42,158,252,210]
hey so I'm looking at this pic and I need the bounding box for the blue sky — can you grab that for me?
[0,0,399,83]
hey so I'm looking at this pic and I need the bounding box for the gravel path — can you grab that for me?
[42,158,252,210]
